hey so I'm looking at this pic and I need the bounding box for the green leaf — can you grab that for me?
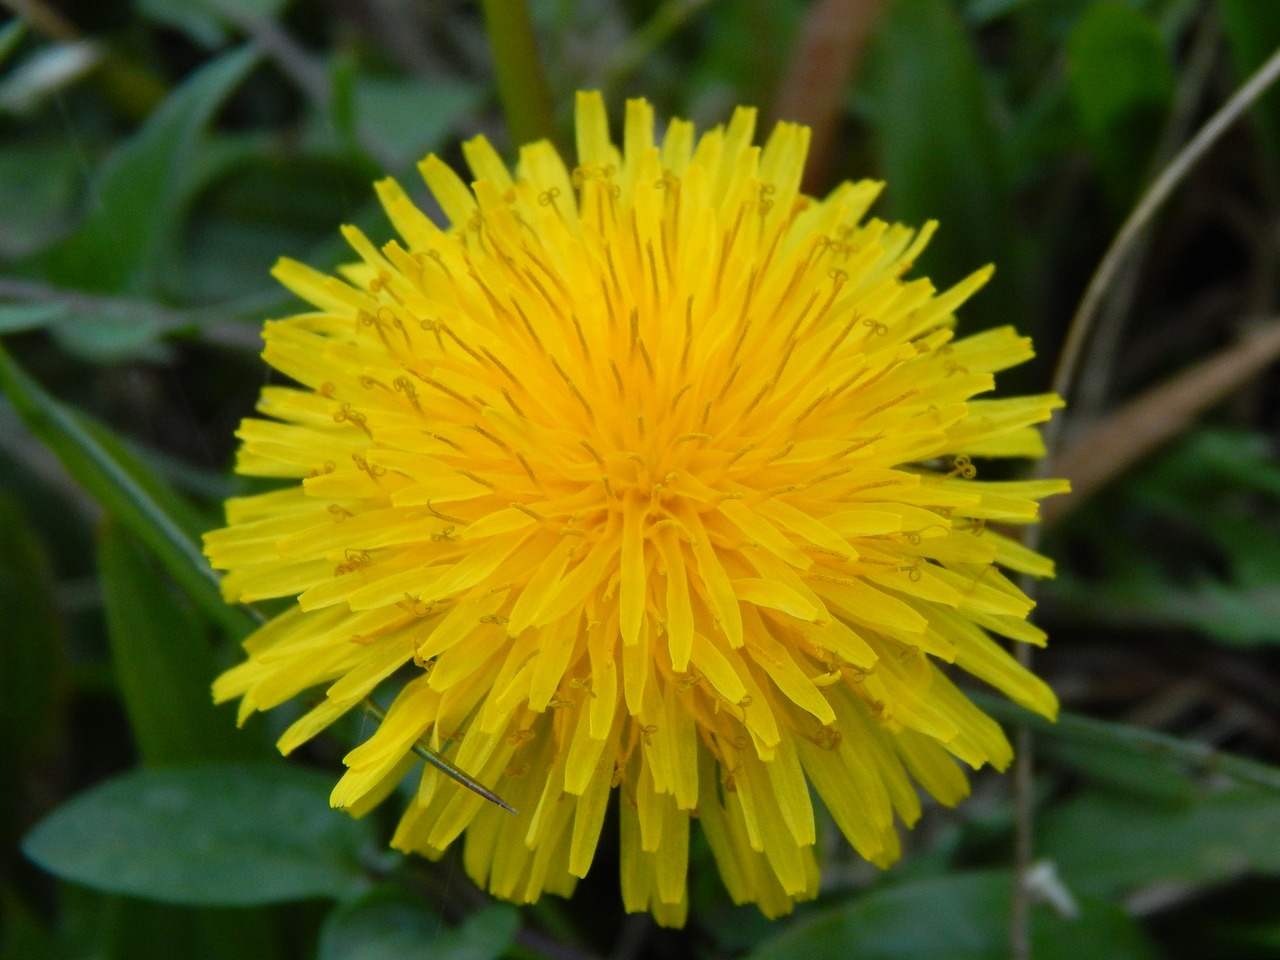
[0,343,256,639]
[1067,2,1173,206]
[40,47,259,296]
[1220,0,1280,175]
[317,77,484,170]
[0,883,61,960]
[0,144,83,258]
[858,0,1016,332]
[0,303,70,334]
[44,886,282,960]
[319,888,519,960]
[1040,787,1280,898]
[0,18,27,66]
[1038,733,1199,801]
[136,0,228,47]
[0,42,102,115]
[204,0,294,19]
[0,492,65,854]
[748,871,1157,960]
[1052,428,1280,645]
[49,315,170,365]
[99,521,260,766]
[972,692,1280,795]
[22,762,373,906]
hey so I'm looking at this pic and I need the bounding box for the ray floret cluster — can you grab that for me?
[204,91,1067,926]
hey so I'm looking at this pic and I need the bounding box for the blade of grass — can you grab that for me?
[361,699,517,815]
[0,342,254,638]
[478,0,558,151]
[100,520,262,765]
[603,0,717,96]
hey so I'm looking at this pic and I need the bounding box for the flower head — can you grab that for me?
[205,91,1066,925]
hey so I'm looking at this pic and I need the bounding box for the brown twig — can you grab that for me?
[1044,321,1280,524]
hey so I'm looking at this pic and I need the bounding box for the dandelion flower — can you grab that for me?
[205,91,1067,926]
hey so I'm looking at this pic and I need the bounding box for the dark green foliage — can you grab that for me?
[22,762,374,906]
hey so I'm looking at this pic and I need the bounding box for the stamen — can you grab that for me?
[515,451,539,485]
[479,347,520,387]
[427,500,467,524]
[501,387,525,417]
[796,390,831,423]
[417,376,479,411]
[438,322,486,366]
[549,356,594,419]
[456,468,496,489]
[510,501,545,521]
[680,297,693,374]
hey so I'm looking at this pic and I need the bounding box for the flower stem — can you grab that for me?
[478,0,559,150]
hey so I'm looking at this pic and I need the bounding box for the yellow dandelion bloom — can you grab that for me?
[205,91,1066,926]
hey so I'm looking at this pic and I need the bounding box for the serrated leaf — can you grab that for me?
[1067,2,1173,206]
[319,888,519,960]
[40,46,259,296]
[748,871,1157,960]
[22,762,373,906]
[99,521,259,766]
[0,344,254,639]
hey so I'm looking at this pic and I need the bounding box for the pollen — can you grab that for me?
[205,91,1067,927]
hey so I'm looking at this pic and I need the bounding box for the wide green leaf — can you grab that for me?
[319,888,519,960]
[40,46,259,297]
[1040,786,1280,898]
[98,521,259,766]
[350,77,484,170]
[0,144,83,258]
[748,871,1156,960]
[0,343,255,638]
[22,762,373,906]
[0,303,70,335]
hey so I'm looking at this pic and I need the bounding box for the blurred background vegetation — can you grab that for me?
[3,0,1280,958]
